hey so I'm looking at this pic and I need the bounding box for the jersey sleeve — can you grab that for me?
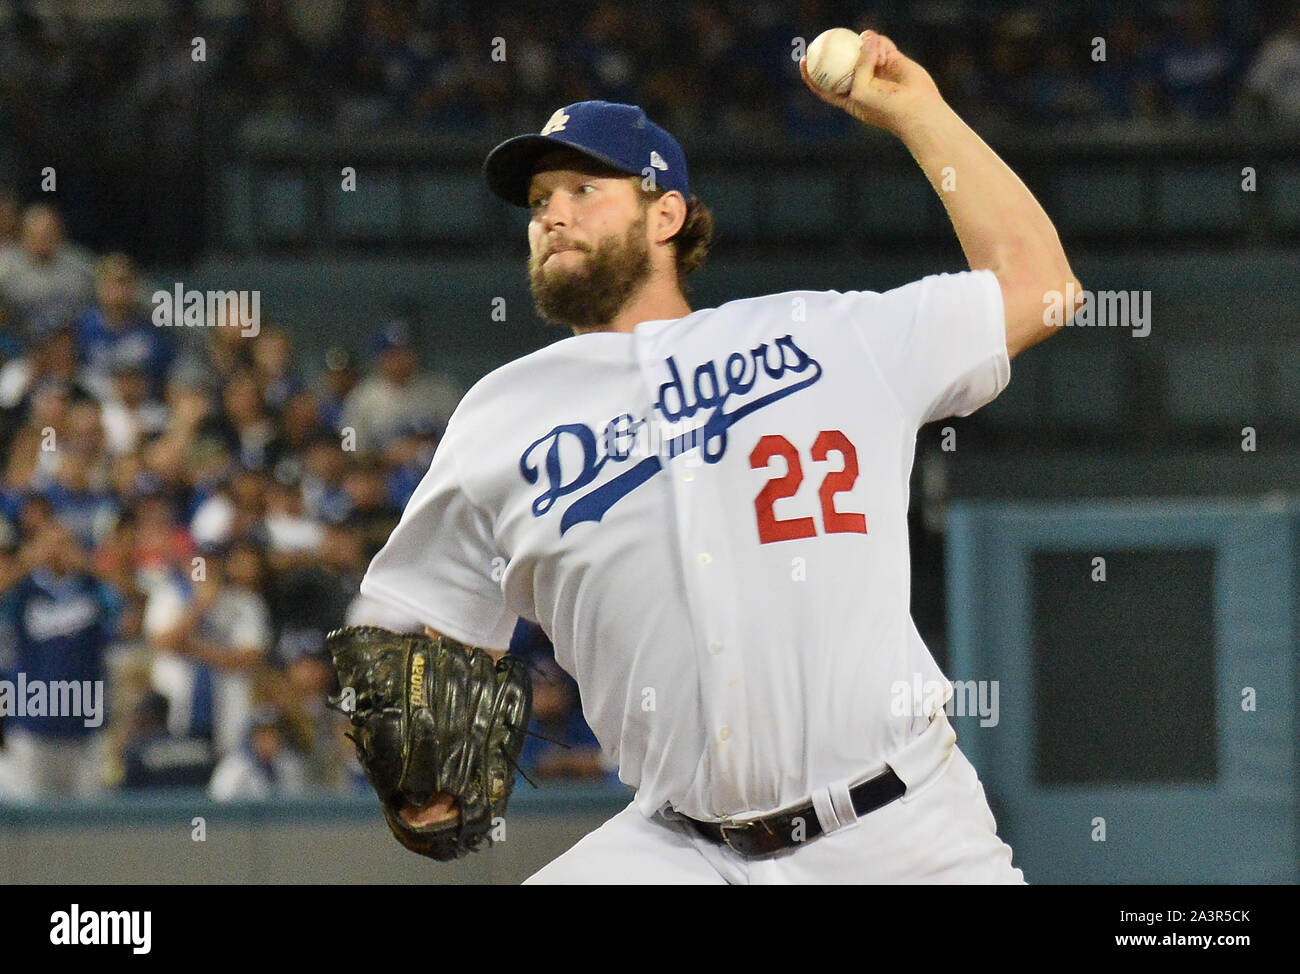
[845,269,1010,428]
[357,413,516,650]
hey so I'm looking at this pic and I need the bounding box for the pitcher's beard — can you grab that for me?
[529,215,652,332]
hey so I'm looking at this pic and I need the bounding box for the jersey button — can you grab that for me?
[709,641,724,654]
[682,471,695,483]
[718,727,732,742]
[697,552,712,565]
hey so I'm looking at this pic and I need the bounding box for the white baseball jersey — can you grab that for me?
[358,269,1008,821]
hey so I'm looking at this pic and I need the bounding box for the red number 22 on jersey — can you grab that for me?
[749,430,867,545]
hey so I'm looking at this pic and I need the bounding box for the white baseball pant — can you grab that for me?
[1,728,106,800]
[526,712,1024,884]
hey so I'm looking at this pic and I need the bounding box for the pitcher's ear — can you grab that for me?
[651,190,688,245]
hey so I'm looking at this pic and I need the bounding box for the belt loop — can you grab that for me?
[809,785,841,834]
[829,777,858,829]
[811,777,859,836]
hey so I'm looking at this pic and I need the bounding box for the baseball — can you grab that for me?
[805,28,862,95]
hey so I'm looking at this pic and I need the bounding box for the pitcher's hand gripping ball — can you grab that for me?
[327,626,532,861]
[805,27,863,95]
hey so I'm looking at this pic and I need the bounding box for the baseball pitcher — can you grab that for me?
[329,30,1080,882]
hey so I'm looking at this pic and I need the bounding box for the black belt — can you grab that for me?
[678,766,907,859]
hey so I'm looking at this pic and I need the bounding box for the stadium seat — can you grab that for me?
[220,165,255,248]
[763,172,842,240]
[1155,166,1245,234]
[1043,339,1126,427]
[414,172,492,239]
[1165,344,1260,422]
[334,172,405,240]
[1269,341,1300,422]
[691,172,759,242]
[1054,167,1144,234]
[855,171,936,239]
[1269,165,1300,231]
[257,172,311,242]
[977,349,1044,430]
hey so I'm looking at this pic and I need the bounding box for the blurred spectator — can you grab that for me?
[0,204,95,329]
[219,0,326,136]
[0,523,21,593]
[94,491,196,596]
[263,473,324,564]
[266,520,366,669]
[317,346,359,432]
[340,456,402,560]
[250,325,303,416]
[30,398,119,548]
[985,9,1043,125]
[120,690,215,789]
[1241,8,1300,124]
[0,322,97,462]
[382,416,440,508]
[1094,13,1161,122]
[0,521,123,799]
[190,468,269,550]
[265,387,327,485]
[160,308,255,403]
[571,3,641,109]
[0,189,19,247]
[1156,0,1242,121]
[99,360,170,458]
[338,0,437,127]
[510,621,611,782]
[144,541,272,756]
[220,368,279,471]
[339,319,462,455]
[1030,42,1103,123]
[261,649,350,790]
[208,705,308,800]
[13,494,57,542]
[933,43,989,123]
[141,374,220,488]
[74,253,174,402]
[301,432,352,523]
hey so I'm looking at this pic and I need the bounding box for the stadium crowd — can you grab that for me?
[1,0,1296,802]
[3,0,1297,142]
[0,199,612,801]
[4,0,1300,259]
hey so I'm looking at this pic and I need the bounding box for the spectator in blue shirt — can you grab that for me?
[0,521,123,799]
[74,253,174,401]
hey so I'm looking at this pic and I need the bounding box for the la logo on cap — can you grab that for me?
[541,109,569,135]
[649,150,668,170]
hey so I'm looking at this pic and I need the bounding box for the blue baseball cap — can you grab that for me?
[483,101,690,207]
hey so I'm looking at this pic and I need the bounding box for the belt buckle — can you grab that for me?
[718,820,754,856]
[719,816,787,858]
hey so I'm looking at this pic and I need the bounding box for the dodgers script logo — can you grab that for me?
[520,335,823,534]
